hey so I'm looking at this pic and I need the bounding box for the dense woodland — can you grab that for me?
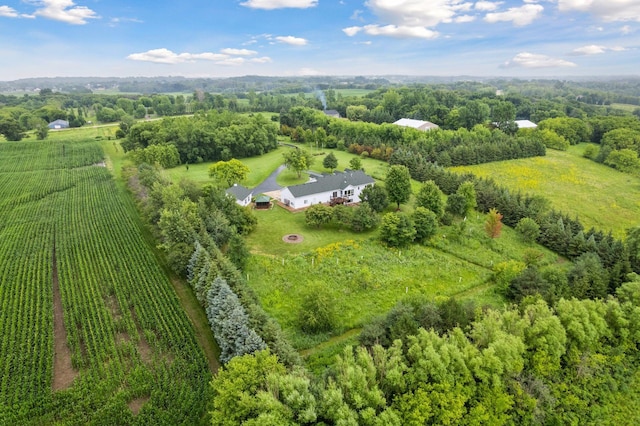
[2,77,640,423]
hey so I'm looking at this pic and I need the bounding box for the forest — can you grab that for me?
[1,76,640,424]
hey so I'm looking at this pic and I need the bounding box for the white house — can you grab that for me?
[280,170,375,209]
[225,184,253,207]
[393,118,439,131]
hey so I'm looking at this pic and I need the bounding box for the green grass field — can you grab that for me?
[611,103,640,112]
[450,144,640,238]
[333,88,375,97]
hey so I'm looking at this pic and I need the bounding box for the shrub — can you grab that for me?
[299,285,338,334]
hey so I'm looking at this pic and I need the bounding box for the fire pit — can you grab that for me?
[282,234,304,243]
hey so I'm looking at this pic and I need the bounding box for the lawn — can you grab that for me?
[246,203,376,257]
[450,144,640,238]
[165,144,291,186]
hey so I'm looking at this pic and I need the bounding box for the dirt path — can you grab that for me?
[169,276,220,373]
[300,328,362,358]
[52,240,77,391]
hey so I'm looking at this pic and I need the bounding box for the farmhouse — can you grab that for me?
[48,119,69,129]
[393,118,439,131]
[280,170,375,209]
[225,184,253,207]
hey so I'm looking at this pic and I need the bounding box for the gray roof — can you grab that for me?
[48,119,69,128]
[286,170,374,198]
[226,184,252,200]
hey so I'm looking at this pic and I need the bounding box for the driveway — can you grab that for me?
[253,164,286,195]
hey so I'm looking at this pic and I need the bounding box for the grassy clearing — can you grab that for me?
[450,144,640,238]
[245,207,557,355]
[611,103,640,112]
[333,88,375,97]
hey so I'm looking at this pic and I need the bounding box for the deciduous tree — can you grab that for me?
[415,181,444,219]
[283,148,314,178]
[208,158,250,187]
[386,165,412,210]
[360,184,388,213]
[412,207,438,244]
[380,212,416,247]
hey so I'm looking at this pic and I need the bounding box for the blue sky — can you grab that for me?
[0,0,638,80]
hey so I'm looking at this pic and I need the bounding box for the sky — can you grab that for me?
[0,0,638,81]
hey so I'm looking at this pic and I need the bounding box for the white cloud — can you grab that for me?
[621,25,634,34]
[343,24,439,39]
[34,0,99,25]
[343,26,362,36]
[275,35,308,45]
[501,52,577,68]
[109,17,143,27]
[0,5,18,17]
[351,9,364,21]
[250,56,273,63]
[455,14,476,23]
[365,0,475,27]
[484,4,543,26]
[367,24,439,38]
[240,0,317,9]
[558,0,640,22]
[221,48,258,56]
[570,44,606,55]
[474,1,502,12]
[570,44,627,55]
[127,48,230,64]
[216,57,247,66]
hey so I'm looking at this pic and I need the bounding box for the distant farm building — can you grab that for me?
[515,120,537,129]
[225,184,253,207]
[323,110,341,118]
[48,119,69,130]
[393,118,439,131]
[280,170,375,209]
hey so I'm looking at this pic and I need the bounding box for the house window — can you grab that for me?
[344,189,354,197]
[304,200,309,204]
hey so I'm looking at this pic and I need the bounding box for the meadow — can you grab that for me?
[450,144,640,238]
[245,205,558,357]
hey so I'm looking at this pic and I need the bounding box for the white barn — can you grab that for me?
[515,120,537,129]
[393,118,439,131]
[280,170,375,209]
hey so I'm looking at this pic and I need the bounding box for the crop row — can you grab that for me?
[0,141,210,422]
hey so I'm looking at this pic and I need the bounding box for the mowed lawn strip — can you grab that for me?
[450,144,640,237]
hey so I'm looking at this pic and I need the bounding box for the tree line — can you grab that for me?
[122,110,279,164]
